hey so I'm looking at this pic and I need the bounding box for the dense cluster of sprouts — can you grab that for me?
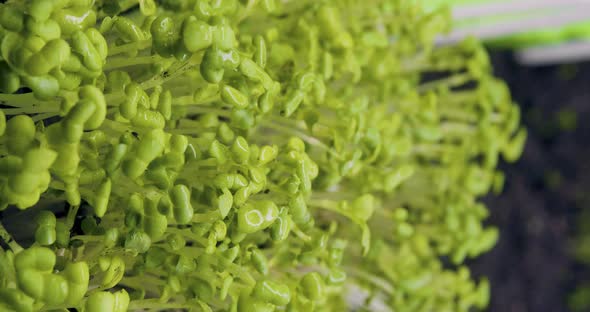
[0,1,525,311]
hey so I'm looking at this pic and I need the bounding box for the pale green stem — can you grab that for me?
[0,221,23,253]
[440,121,476,134]
[180,106,230,119]
[311,191,352,202]
[118,276,162,295]
[104,55,161,71]
[128,299,191,310]
[259,120,344,160]
[0,93,49,108]
[174,95,220,106]
[66,205,80,230]
[2,104,59,115]
[237,0,257,23]
[346,267,395,295]
[140,61,196,90]
[412,143,455,156]
[191,210,221,223]
[224,262,257,287]
[107,39,152,56]
[418,72,473,92]
[166,228,209,247]
[69,235,104,243]
[290,223,312,242]
[100,119,134,133]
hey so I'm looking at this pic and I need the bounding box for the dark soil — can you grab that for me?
[470,52,590,312]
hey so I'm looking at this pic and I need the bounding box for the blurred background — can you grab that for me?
[470,53,587,312]
[435,1,590,311]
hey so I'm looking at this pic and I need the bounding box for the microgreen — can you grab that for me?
[0,1,524,311]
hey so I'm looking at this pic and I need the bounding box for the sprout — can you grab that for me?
[0,0,524,311]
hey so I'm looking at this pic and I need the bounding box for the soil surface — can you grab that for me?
[470,52,590,312]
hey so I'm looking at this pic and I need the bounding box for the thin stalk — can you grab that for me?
[183,106,230,116]
[236,0,257,23]
[0,221,23,253]
[166,227,209,247]
[224,262,257,287]
[191,211,221,223]
[346,267,395,295]
[69,235,104,243]
[259,120,344,161]
[140,61,196,90]
[2,105,59,115]
[440,121,476,135]
[128,299,191,310]
[66,205,80,230]
[100,119,134,133]
[290,223,312,242]
[104,55,161,70]
[412,143,457,156]
[174,95,220,106]
[107,40,151,56]
[418,72,473,93]
[0,93,48,108]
